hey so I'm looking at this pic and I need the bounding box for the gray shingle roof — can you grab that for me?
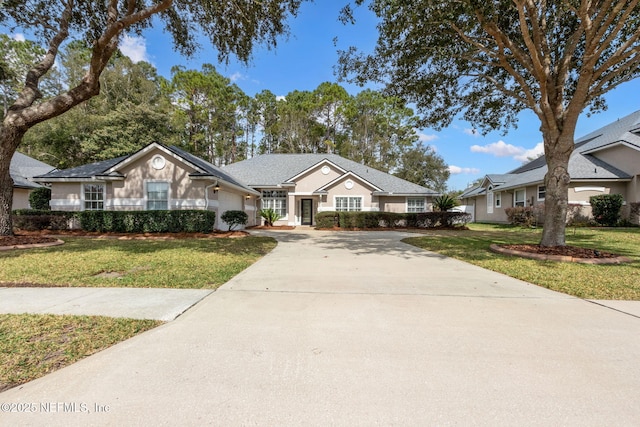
[34,143,257,195]
[485,110,640,191]
[11,152,55,189]
[222,153,439,195]
[35,157,126,180]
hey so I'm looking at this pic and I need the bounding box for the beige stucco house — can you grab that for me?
[10,152,55,210]
[459,110,640,224]
[35,143,439,229]
[223,153,439,226]
[34,142,260,230]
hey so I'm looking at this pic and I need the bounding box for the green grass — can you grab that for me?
[0,314,161,392]
[0,236,277,288]
[403,224,640,300]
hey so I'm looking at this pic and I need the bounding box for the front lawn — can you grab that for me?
[403,224,640,300]
[0,314,161,392]
[0,236,276,288]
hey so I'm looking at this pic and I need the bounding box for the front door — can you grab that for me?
[301,199,313,225]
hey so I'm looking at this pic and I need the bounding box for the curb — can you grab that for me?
[0,239,65,251]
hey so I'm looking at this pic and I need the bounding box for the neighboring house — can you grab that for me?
[34,143,440,229]
[10,152,55,210]
[460,110,640,224]
[223,153,439,226]
[34,142,260,230]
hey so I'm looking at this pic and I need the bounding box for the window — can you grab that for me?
[84,184,104,210]
[335,196,362,211]
[147,182,169,210]
[407,198,425,213]
[261,190,287,217]
[514,189,526,207]
[537,185,546,201]
[495,192,501,208]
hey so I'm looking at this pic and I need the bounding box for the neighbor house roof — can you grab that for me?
[463,110,640,197]
[10,152,55,189]
[222,153,439,196]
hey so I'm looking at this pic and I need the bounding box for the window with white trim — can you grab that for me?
[335,196,362,211]
[514,189,526,207]
[147,182,169,210]
[537,185,546,201]
[407,198,425,213]
[261,190,287,217]
[495,192,501,208]
[84,184,104,210]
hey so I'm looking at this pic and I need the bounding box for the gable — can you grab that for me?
[289,161,345,193]
[587,144,640,175]
[317,171,382,193]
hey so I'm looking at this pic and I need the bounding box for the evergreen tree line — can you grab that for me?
[2,38,450,191]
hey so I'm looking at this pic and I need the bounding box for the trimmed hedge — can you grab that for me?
[315,211,470,229]
[79,210,216,233]
[12,209,216,233]
[12,210,76,231]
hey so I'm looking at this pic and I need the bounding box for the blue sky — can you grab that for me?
[8,2,640,191]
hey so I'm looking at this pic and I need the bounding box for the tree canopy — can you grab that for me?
[339,0,640,246]
[0,0,306,235]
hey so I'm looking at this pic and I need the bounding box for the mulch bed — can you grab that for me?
[500,244,618,259]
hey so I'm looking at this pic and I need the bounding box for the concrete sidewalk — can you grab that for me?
[1,229,639,426]
[0,287,213,321]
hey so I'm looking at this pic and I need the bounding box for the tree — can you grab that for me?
[0,0,305,236]
[339,0,640,247]
[395,143,450,193]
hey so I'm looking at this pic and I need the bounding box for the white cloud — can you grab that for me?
[13,34,26,42]
[417,131,438,143]
[229,72,244,82]
[470,140,545,163]
[514,142,545,162]
[276,95,286,101]
[449,165,481,175]
[119,35,149,63]
[470,140,524,157]
[463,128,479,137]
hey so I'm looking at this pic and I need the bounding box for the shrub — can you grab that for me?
[315,211,339,228]
[628,202,640,226]
[12,209,76,230]
[505,206,535,227]
[433,194,458,211]
[28,187,51,210]
[590,194,624,226]
[259,208,281,227]
[220,210,248,231]
[78,210,216,233]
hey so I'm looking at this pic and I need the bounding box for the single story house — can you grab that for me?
[34,142,439,229]
[460,110,640,224]
[223,153,440,226]
[34,142,260,230]
[10,152,55,210]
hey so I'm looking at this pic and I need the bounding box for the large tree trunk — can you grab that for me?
[0,123,25,235]
[540,131,574,247]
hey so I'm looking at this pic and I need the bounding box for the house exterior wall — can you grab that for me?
[593,145,640,177]
[325,177,375,211]
[293,164,343,193]
[12,188,31,210]
[114,149,204,209]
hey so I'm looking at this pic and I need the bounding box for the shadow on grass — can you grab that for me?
[0,236,277,259]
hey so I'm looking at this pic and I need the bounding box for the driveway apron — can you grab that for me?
[1,229,639,426]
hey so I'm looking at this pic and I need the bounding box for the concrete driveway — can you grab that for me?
[1,229,639,426]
